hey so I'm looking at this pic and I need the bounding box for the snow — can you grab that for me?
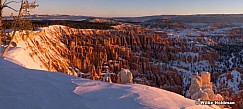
[4,41,47,71]
[228,53,235,69]
[0,58,217,109]
[185,105,217,109]
[216,70,242,93]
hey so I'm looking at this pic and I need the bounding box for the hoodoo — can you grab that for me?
[186,72,224,108]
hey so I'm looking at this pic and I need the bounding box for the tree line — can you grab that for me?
[2,20,118,30]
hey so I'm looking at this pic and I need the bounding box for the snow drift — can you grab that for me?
[0,58,217,109]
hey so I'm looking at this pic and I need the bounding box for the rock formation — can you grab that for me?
[186,72,224,108]
[15,25,188,94]
[117,68,133,84]
[8,24,241,106]
[102,72,113,83]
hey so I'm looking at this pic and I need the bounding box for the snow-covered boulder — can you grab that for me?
[117,68,133,84]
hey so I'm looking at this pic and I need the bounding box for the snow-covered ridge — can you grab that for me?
[5,25,82,76]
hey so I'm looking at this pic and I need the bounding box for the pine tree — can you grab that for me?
[1,0,38,57]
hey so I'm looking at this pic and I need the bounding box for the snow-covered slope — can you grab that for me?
[3,26,78,76]
[0,58,217,109]
[4,41,47,71]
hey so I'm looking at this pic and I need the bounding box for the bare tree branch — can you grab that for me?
[3,0,10,5]
[1,0,38,57]
[1,0,19,11]
[2,5,18,12]
[3,0,20,6]
[22,0,38,9]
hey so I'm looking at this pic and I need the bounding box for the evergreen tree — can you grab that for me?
[1,0,38,57]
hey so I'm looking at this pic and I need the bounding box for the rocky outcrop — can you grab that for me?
[186,72,224,108]
[117,68,133,84]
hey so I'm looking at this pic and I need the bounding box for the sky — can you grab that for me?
[3,0,243,17]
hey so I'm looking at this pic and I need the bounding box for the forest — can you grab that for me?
[3,20,118,30]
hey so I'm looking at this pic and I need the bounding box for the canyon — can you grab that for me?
[2,15,243,108]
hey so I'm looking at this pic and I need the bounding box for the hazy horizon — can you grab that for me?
[4,13,243,18]
[3,0,243,17]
